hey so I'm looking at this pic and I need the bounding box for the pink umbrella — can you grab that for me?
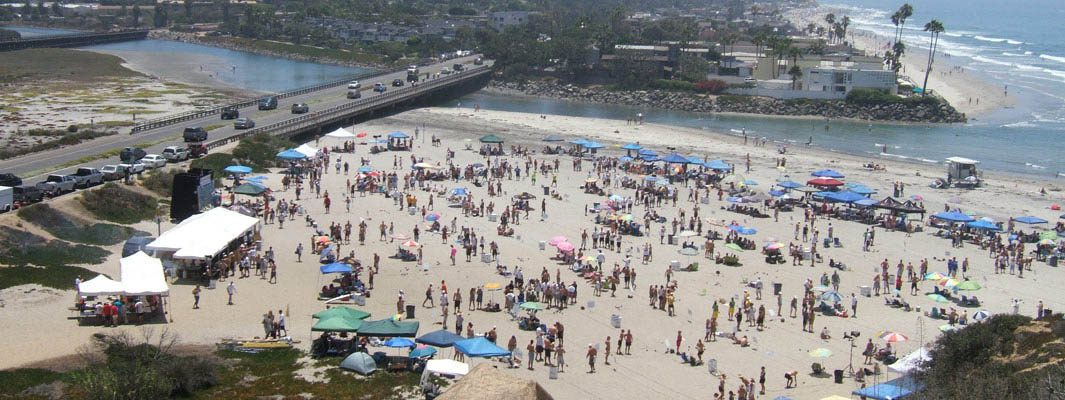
[881,332,909,343]
[548,236,569,246]
[807,177,844,187]
[556,242,575,252]
[401,240,420,248]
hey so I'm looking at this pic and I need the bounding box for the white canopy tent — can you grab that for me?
[147,207,260,260]
[120,252,170,296]
[888,347,931,374]
[78,275,124,296]
[426,359,469,376]
[324,127,355,139]
[295,144,319,158]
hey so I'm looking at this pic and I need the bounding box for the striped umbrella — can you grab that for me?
[881,332,909,343]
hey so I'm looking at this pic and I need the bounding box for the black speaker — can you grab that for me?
[171,168,213,221]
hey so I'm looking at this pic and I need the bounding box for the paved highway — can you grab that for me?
[0,55,486,186]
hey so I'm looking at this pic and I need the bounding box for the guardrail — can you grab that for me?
[203,66,490,150]
[130,55,482,134]
[0,29,149,51]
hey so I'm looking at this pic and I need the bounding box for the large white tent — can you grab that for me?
[295,144,319,158]
[324,127,355,139]
[888,347,931,374]
[120,251,170,296]
[78,274,124,296]
[147,207,260,260]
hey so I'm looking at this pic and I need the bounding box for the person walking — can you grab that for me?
[604,337,611,365]
[295,243,303,262]
[423,284,435,307]
[526,340,536,370]
[586,344,597,373]
[556,344,566,372]
[226,281,236,305]
[192,285,201,309]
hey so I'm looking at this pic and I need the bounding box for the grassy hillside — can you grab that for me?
[0,48,141,83]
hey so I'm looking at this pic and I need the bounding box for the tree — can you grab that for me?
[805,23,816,35]
[720,33,737,57]
[788,65,803,90]
[752,32,767,57]
[50,1,62,17]
[921,19,944,97]
[824,13,835,42]
[896,3,914,44]
[184,0,192,19]
[131,5,141,26]
[840,16,850,44]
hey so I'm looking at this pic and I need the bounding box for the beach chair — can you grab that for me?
[811,362,825,375]
[823,238,831,248]
[707,359,718,375]
[833,237,842,247]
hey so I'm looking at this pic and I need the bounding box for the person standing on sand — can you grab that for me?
[527,340,535,370]
[604,337,611,365]
[556,344,566,372]
[295,243,303,262]
[192,285,201,309]
[226,281,236,305]
[587,344,597,373]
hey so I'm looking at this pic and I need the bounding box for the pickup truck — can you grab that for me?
[37,174,77,196]
[13,185,43,206]
[71,167,104,188]
[100,165,124,181]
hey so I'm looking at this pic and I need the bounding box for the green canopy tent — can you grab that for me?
[312,306,371,321]
[356,318,420,337]
[311,316,362,332]
[479,134,504,144]
[233,183,268,196]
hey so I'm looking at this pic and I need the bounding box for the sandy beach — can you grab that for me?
[1,105,1062,398]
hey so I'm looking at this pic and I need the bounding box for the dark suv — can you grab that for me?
[13,185,43,205]
[119,147,147,163]
[183,126,208,142]
[221,106,239,120]
[0,173,22,187]
[291,103,309,114]
[259,96,278,110]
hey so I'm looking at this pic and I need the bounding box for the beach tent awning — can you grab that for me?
[479,134,504,144]
[311,316,362,332]
[233,183,267,196]
[932,211,976,223]
[340,352,376,375]
[417,329,465,348]
[148,207,260,259]
[437,364,553,400]
[78,274,124,296]
[704,160,731,170]
[818,190,866,203]
[277,149,307,160]
[851,375,921,400]
[848,185,877,195]
[357,319,420,337]
[312,306,371,320]
[618,155,634,162]
[325,127,355,138]
[807,177,844,187]
[661,153,691,164]
[888,348,931,374]
[621,143,643,150]
[945,156,979,165]
[854,198,878,207]
[319,262,353,274]
[581,141,604,149]
[568,138,589,145]
[454,337,510,358]
[295,144,318,158]
[1014,216,1048,224]
[966,220,1001,231]
[119,251,169,296]
[637,149,657,156]
[388,131,410,139]
[425,359,469,377]
[777,180,802,189]
[811,169,845,178]
[224,165,252,174]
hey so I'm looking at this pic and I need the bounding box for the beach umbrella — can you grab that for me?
[224,165,252,174]
[416,329,465,348]
[548,236,568,246]
[972,310,991,321]
[686,155,705,164]
[569,138,589,145]
[678,230,699,237]
[1039,231,1060,241]
[519,302,546,311]
[450,187,469,196]
[400,240,420,248]
[233,183,268,196]
[743,179,759,186]
[931,211,975,223]
[409,346,438,359]
[1038,239,1057,246]
[927,294,949,303]
[425,212,441,222]
[820,291,843,303]
[585,177,599,184]
[725,243,743,251]
[661,153,691,164]
[704,160,732,171]
[764,242,784,251]
[848,185,877,195]
[923,272,947,281]
[319,262,353,274]
[356,132,368,138]
[810,285,831,293]
[954,280,981,291]
[621,143,643,150]
[277,149,306,160]
[939,324,960,332]
[582,141,605,149]
[556,242,575,252]
[938,278,960,288]
[245,175,268,182]
[811,169,845,178]
[881,332,909,343]
[854,198,878,207]
[808,348,833,358]
[358,166,373,173]
[390,233,410,241]
[385,337,415,348]
[618,155,634,162]
[483,282,501,291]
[1014,216,1048,224]
[678,247,699,256]
[807,177,844,187]
[769,189,787,197]
[777,180,802,189]
[479,134,504,144]
[637,148,657,156]
[313,306,371,320]
[910,194,924,201]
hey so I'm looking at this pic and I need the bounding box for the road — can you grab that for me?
[0,55,485,185]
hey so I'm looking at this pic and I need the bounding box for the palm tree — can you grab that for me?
[753,33,766,57]
[788,65,803,90]
[896,4,913,44]
[840,16,850,44]
[921,19,945,97]
[824,13,836,43]
[721,33,737,57]
[806,23,816,35]
[891,11,902,43]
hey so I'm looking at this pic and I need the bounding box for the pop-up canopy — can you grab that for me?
[147,207,260,260]
[78,274,124,296]
[120,251,169,296]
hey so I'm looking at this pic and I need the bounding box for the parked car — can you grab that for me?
[100,165,124,181]
[140,154,167,169]
[0,173,22,187]
[234,118,256,129]
[122,234,155,257]
[374,82,386,93]
[183,126,208,142]
[291,103,309,114]
[440,67,452,75]
[119,147,146,163]
[71,167,104,188]
[347,80,361,89]
[162,146,189,162]
[118,162,146,175]
[258,96,278,110]
[221,106,239,120]
[392,78,405,87]
[186,143,209,158]
[347,90,362,99]
[37,174,76,196]
[474,57,483,65]
[0,186,12,212]
[12,185,43,205]
[453,63,465,72]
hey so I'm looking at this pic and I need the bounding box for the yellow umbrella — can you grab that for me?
[483,282,501,290]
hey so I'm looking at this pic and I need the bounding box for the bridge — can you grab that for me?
[0,55,493,186]
[0,29,149,52]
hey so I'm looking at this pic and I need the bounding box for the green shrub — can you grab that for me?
[17,203,141,245]
[141,169,179,197]
[69,331,219,399]
[846,88,941,107]
[79,183,158,224]
[0,265,97,290]
[0,368,65,396]
[650,79,695,92]
[233,133,292,172]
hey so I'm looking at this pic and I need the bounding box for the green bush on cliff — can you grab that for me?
[846,88,940,106]
[650,79,695,92]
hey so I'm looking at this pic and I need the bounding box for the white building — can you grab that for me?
[803,61,896,94]
[490,11,536,31]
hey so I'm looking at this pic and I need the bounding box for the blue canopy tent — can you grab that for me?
[569,138,589,146]
[387,131,411,150]
[849,185,878,195]
[384,337,416,348]
[618,155,634,162]
[637,149,658,160]
[277,149,307,160]
[812,169,845,178]
[450,187,469,197]
[855,198,878,207]
[966,220,1001,231]
[416,329,465,347]
[932,211,976,223]
[686,155,706,164]
[621,143,643,150]
[582,141,605,149]
[777,180,802,189]
[851,375,921,400]
[1014,216,1048,224]
[728,224,757,235]
[819,190,867,203]
[320,262,353,274]
[453,337,511,358]
[769,189,787,197]
[641,155,659,162]
[704,160,732,171]
[409,347,438,358]
[224,165,252,174]
[661,153,691,164]
[388,131,409,139]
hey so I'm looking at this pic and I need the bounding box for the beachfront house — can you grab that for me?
[803,63,897,94]
[490,11,538,31]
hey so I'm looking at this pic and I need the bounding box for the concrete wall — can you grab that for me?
[725,87,847,100]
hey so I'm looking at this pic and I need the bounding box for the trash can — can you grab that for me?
[834,369,844,384]
[539,241,546,250]
[549,366,559,379]
[488,213,498,222]
[405,304,415,319]
[542,186,549,196]
[860,285,872,297]
[1050,255,1058,267]
[408,206,416,215]
[611,314,622,328]
[773,283,782,295]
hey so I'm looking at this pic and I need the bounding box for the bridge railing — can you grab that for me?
[204,66,490,150]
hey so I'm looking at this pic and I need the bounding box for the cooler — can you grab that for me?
[488,213,498,222]
[611,314,622,328]
[538,241,546,250]
[860,285,872,297]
